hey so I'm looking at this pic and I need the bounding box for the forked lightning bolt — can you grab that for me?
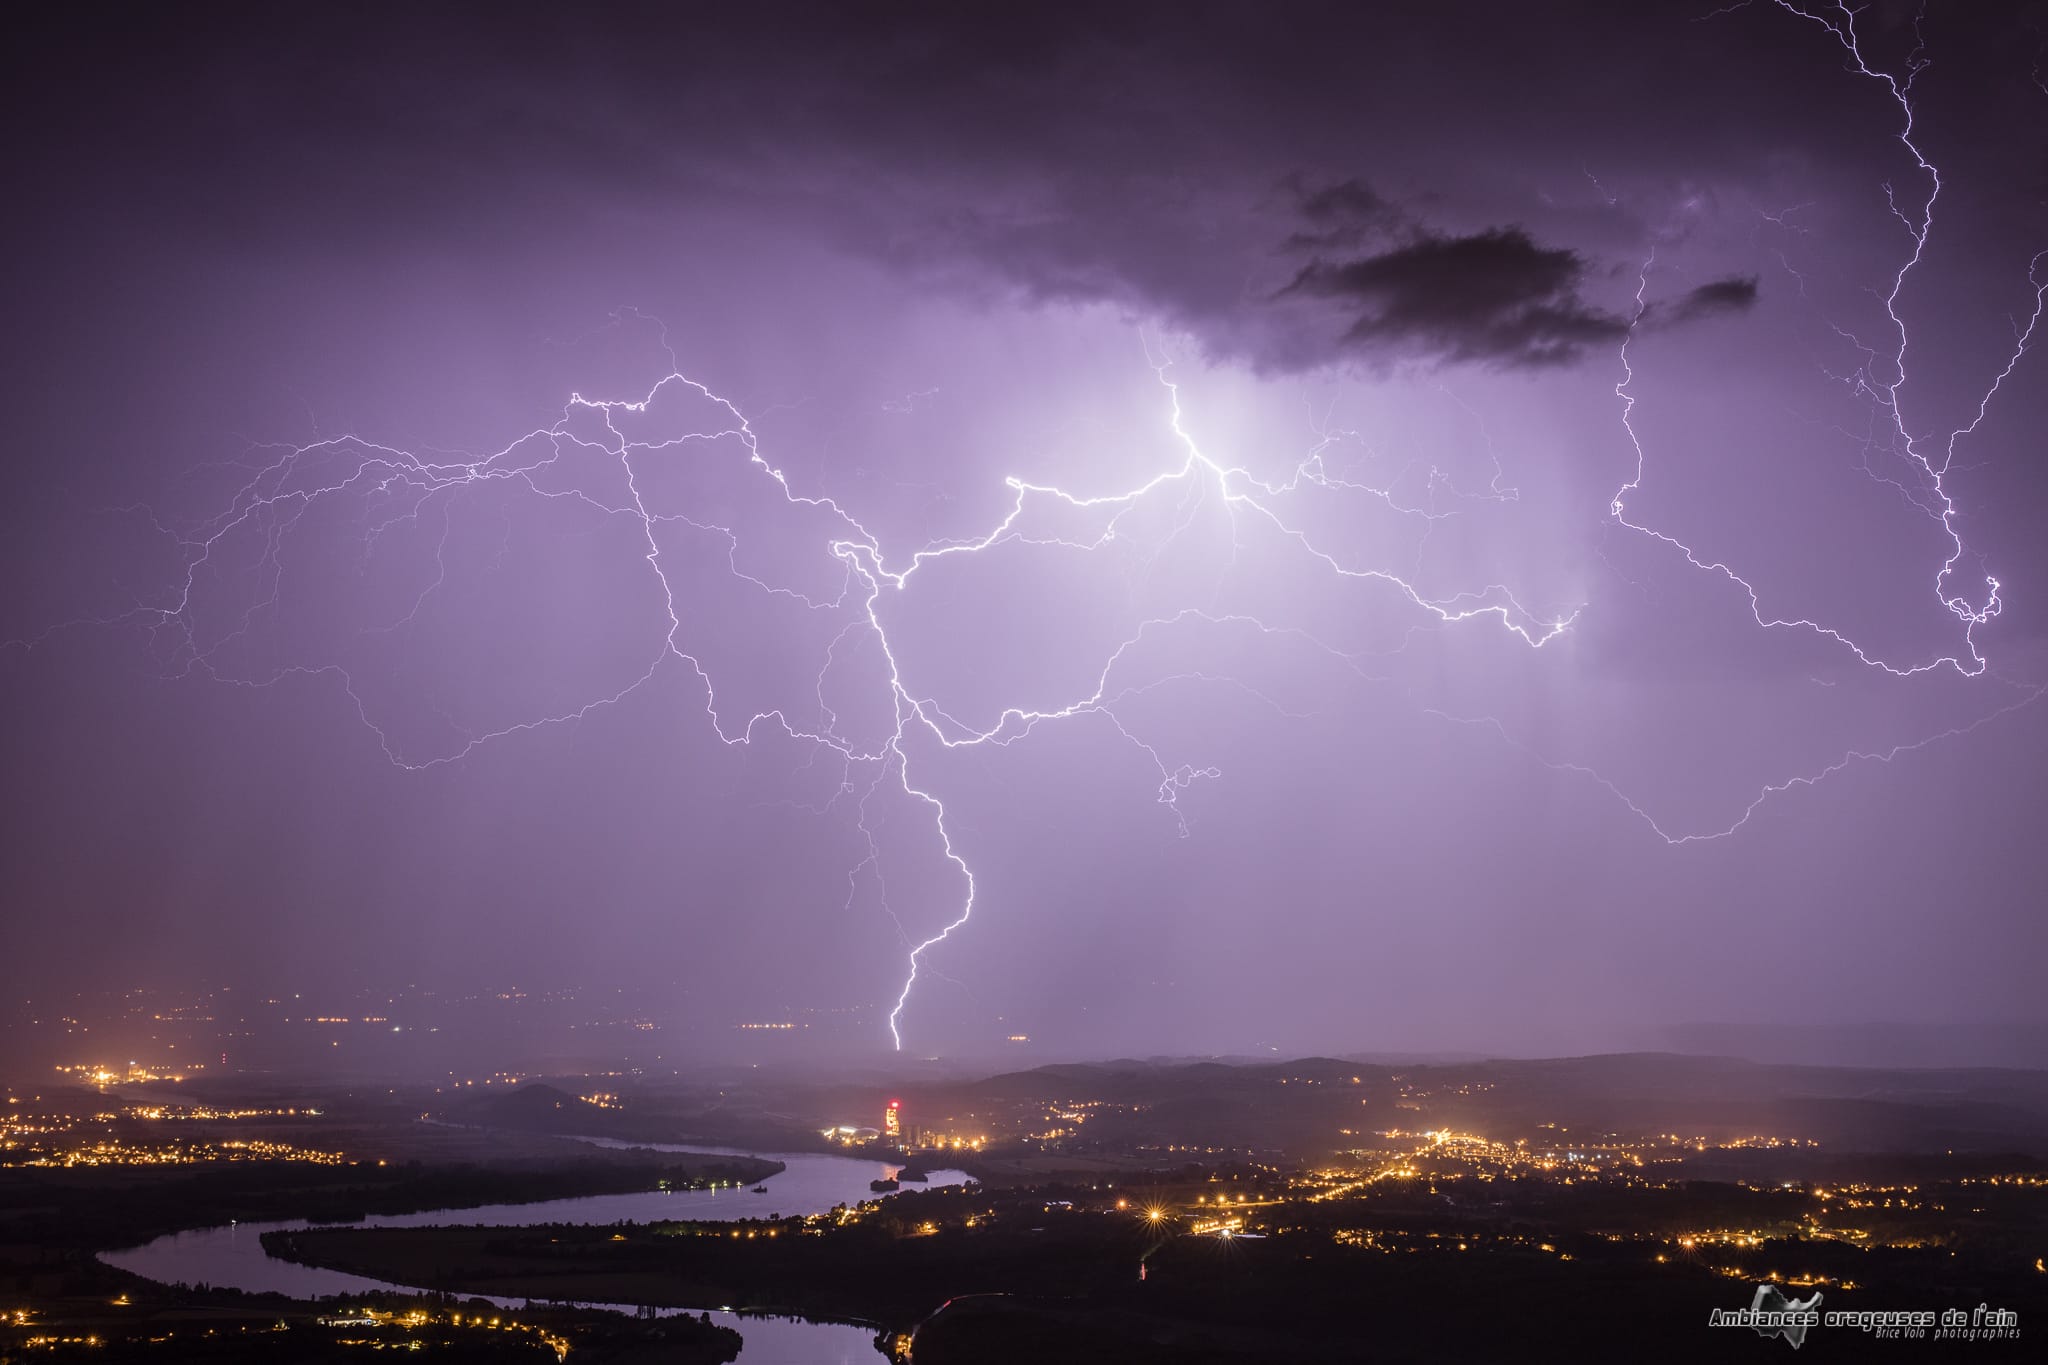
[8,2,2041,1047]
[8,342,1586,1049]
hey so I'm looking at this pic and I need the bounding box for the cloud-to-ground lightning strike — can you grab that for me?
[10,3,2040,1050]
[61,340,1582,1049]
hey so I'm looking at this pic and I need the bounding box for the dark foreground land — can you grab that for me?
[5,1053,2046,1362]
[0,1283,742,1364]
[274,1175,2046,1363]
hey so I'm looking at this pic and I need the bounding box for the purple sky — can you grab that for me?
[5,1,2048,1060]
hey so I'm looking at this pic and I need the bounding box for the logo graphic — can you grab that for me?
[1707,1285,1824,1350]
[1750,1285,1823,1350]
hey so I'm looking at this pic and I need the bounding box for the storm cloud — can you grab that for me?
[1279,227,1631,368]
[1641,276,1766,330]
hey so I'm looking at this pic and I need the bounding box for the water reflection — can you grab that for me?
[101,1137,968,1363]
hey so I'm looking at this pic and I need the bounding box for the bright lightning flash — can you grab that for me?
[9,2,2042,1049]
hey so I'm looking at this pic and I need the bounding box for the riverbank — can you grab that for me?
[267,1221,906,1333]
[0,1278,747,1363]
[0,1151,783,1255]
[98,1141,967,1363]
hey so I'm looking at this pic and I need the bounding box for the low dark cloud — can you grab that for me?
[1659,275,1762,324]
[1281,176,1409,251]
[1280,227,1631,368]
[0,3,1906,384]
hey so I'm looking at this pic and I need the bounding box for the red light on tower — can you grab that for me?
[884,1099,901,1139]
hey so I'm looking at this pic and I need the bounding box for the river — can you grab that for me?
[100,1138,971,1364]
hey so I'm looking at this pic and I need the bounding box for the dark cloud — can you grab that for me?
[1279,227,1631,368]
[1281,176,1409,251]
[2,1,1980,384]
[1658,275,1762,324]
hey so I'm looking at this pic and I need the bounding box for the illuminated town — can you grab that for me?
[2,1000,2044,1360]
[2,1096,350,1168]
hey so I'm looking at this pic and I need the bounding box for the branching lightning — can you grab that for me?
[10,3,2043,1049]
[1619,1,2048,679]
[11,336,1590,1049]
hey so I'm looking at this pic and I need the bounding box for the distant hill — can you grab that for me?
[448,1082,584,1129]
[883,1050,2048,1166]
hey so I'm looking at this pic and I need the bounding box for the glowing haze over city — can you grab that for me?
[7,0,2048,1067]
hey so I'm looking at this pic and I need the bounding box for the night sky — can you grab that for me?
[6,1,2048,1059]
